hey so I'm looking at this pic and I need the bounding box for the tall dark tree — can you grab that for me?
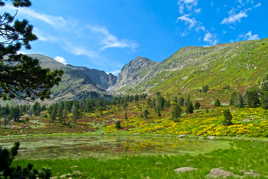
[32,102,42,116]
[244,88,260,108]
[171,104,182,121]
[186,101,194,114]
[143,109,149,120]
[214,99,221,107]
[202,85,209,93]
[223,109,233,126]
[0,142,51,178]
[260,75,268,109]
[194,102,201,110]
[178,97,185,106]
[0,0,63,100]
[230,92,244,108]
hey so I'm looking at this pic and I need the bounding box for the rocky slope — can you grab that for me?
[110,38,268,96]
[29,54,117,101]
[109,56,157,92]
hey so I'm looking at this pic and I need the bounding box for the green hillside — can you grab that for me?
[114,39,268,101]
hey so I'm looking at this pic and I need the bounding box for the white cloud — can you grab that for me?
[178,0,198,14]
[221,11,248,24]
[177,15,197,28]
[177,14,205,32]
[203,32,218,46]
[5,5,67,28]
[55,56,68,65]
[71,47,99,59]
[240,31,260,40]
[33,28,57,42]
[222,0,261,25]
[87,25,138,51]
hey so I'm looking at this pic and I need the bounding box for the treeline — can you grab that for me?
[47,94,147,125]
[0,94,147,127]
[0,102,45,126]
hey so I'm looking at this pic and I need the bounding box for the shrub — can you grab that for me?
[230,92,244,108]
[244,88,260,108]
[143,109,149,120]
[171,104,182,121]
[260,75,268,109]
[194,102,201,110]
[0,142,51,178]
[202,85,209,93]
[115,120,122,129]
[223,109,232,126]
[214,99,221,107]
[186,101,194,114]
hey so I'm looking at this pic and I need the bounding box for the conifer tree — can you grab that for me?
[143,109,149,120]
[186,101,194,114]
[71,103,80,121]
[244,88,260,108]
[202,85,209,93]
[0,0,63,100]
[171,104,182,121]
[230,92,244,108]
[214,99,221,107]
[260,75,268,109]
[194,102,201,110]
[178,97,185,106]
[223,109,233,126]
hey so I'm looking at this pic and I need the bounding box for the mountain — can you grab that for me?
[110,38,268,101]
[28,54,117,101]
[109,56,157,92]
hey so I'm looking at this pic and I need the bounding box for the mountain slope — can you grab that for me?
[111,38,268,98]
[109,56,157,92]
[29,54,117,101]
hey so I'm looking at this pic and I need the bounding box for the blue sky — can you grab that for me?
[5,0,266,74]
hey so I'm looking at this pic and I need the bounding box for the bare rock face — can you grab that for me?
[29,54,117,101]
[174,167,198,173]
[110,56,157,92]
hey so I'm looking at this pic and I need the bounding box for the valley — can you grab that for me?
[2,38,268,178]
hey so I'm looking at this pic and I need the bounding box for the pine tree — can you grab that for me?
[244,88,260,108]
[223,109,233,126]
[230,92,244,108]
[115,120,122,129]
[171,104,182,121]
[143,109,149,120]
[186,101,194,114]
[260,75,268,109]
[194,102,201,110]
[49,106,57,121]
[0,142,51,178]
[32,102,42,116]
[178,97,185,106]
[0,0,63,100]
[71,104,80,121]
[214,99,221,107]
[202,85,209,93]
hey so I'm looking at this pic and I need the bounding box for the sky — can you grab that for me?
[4,0,267,75]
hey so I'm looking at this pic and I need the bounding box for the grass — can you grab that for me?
[10,137,268,178]
[0,135,230,160]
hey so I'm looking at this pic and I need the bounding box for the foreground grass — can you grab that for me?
[13,139,268,178]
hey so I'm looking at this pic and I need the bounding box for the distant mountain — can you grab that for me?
[109,56,157,92]
[110,38,268,98]
[28,54,117,101]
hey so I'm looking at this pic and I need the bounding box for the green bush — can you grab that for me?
[0,142,51,178]
[214,99,221,107]
[223,109,233,126]
[115,120,122,129]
